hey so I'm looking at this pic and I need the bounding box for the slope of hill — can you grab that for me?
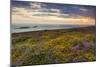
[11,26,96,66]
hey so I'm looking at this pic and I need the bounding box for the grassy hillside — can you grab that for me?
[11,26,96,66]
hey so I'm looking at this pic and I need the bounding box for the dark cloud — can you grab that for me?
[12,0,96,18]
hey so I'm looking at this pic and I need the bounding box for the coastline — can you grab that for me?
[12,26,95,35]
[11,26,96,66]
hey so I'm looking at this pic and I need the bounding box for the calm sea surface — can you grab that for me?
[12,23,89,33]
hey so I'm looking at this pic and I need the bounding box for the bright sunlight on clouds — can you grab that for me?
[12,1,96,25]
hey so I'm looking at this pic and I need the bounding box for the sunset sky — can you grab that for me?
[12,1,96,25]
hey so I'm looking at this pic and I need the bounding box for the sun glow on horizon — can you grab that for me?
[12,1,96,25]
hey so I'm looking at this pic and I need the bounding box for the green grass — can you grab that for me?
[11,26,96,66]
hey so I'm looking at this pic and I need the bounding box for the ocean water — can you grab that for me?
[11,23,87,33]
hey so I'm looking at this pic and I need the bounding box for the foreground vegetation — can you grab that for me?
[11,26,96,66]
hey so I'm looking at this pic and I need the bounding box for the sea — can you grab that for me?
[11,23,89,33]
